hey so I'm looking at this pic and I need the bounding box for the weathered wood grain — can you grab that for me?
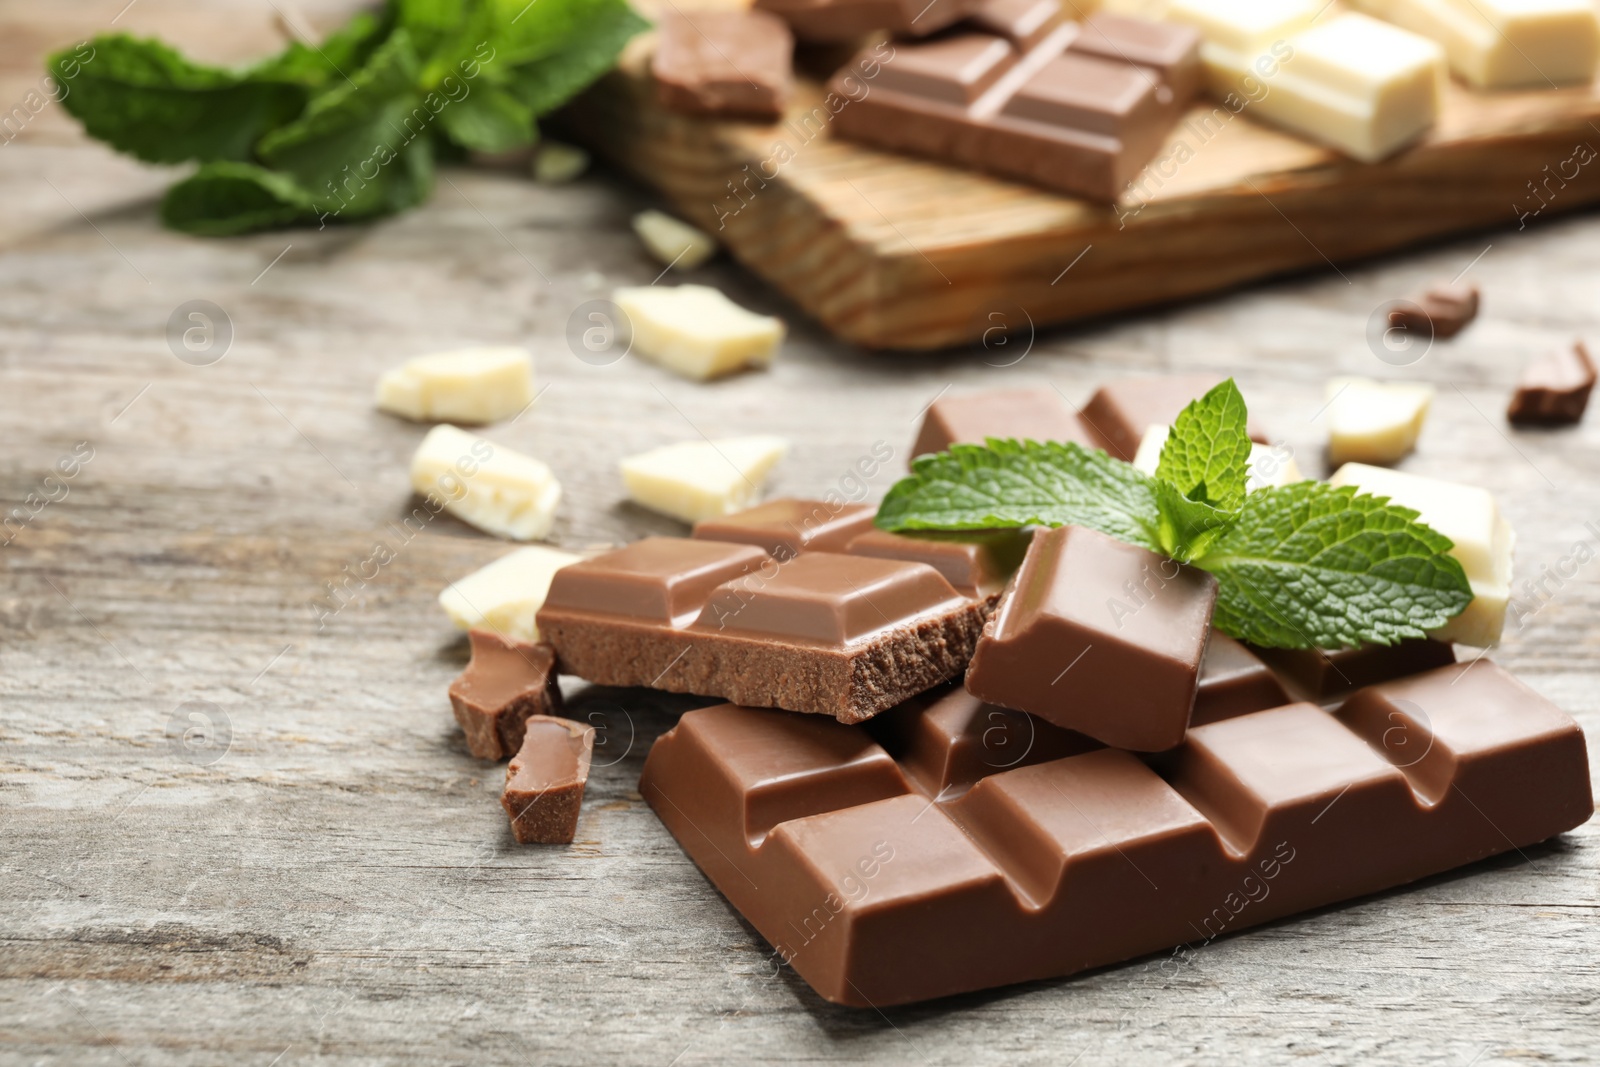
[1,2,1597,1064]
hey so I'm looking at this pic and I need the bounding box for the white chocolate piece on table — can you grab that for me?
[376,347,534,425]
[410,424,562,541]
[532,141,590,184]
[1329,462,1514,647]
[1324,377,1435,466]
[613,284,783,380]
[1168,2,1445,161]
[438,545,581,640]
[632,210,717,271]
[620,435,790,523]
[1348,0,1599,89]
[1131,424,1305,491]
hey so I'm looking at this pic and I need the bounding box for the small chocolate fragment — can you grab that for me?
[1081,374,1270,462]
[692,497,875,559]
[911,388,1101,457]
[501,716,595,844]
[1389,282,1480,339]
[965,525,1218,751]
[1508,340,1596,426]
[1192,634,1291,726]
[756,0,982,42]
[652,9,794,120]
[1253,638,1456,701]
[449,631,563,760]
[843,527,1029,598]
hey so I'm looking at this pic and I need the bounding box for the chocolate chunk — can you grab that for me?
[756,0,982,42]
[449,631,563,760]
[965,525,1218,751]
[827,12,1200,201]
[1253,638,1456,701]
[1508,340,1595,426]
[1192,634,1291,726]
[640,659,1591,1006]
[1389,282,1480,339]
[692,497,876,559]
[1081,373,1271,462]
[911,387,1102,456]
[536,538,987,722]
[652,9,794,120]
[501,716,595,844]
[1066,12,1202,108]
[971,0,1065,50]
[842,527,1029,599]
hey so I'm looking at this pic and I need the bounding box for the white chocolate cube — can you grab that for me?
[410,424,561,541]
[533,141,590,184]
[1329,462,1514,646]
[620,435,789,524]
[1324,377,1435,466]
[438,545,581,640]
[614,284,783,380]
[376,347,534,425]
[632,210,717,271]
[1349,0,1599,89]
[1132,424,1305,491]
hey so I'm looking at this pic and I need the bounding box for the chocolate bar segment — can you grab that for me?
[693,497,876,559]
[842,527,1029,598]
[1508,340,1595,426]
[449,630,564,760]
[652,9,794,120]
[965,525,1218,751]
[756,0,982,42]
[911,387,1101,456]
[972,0,1067,50]
[1254,638,1455,702]
[641,660,1591,1006]
[1081,374,1270,461]
[1192,633,1290,727]
[501,716,594,844]
[1066,12,1202,106]
[537,539,986,722]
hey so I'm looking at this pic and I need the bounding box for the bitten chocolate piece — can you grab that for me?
[965,525,1218,751]
[1254,638,1456,701]
[911,388,1102,457]
[501,716,594,844]
[449,630,563,760]
[536,537,986,722]
[828,11,1201,201]
[1389,282,1480,339]
[1082,373,1270,462]
[1508,341,1596,426]
[757,0,982,42]
[652,9,794,120]
[640,660,1592,1007]
[693,497,876,559]
[1192,634,1291,726]
[843,528,1028,599]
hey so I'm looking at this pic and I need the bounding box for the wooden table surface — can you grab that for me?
[2,3,1597,1064]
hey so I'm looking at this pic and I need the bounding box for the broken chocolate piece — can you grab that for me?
[842,527,1029,599]
[1065,11,1202,108]
[1253,639,1456,702]
[1389,282,1480,339]
[652,9,794,120]
[1081,374,1271,462]
[1192,634,1291,726]
[965,525,1218,751]
[911,388,1101,457]
[692,497,876,559]
[449,630,564,760]
[501,716,595,844]
[536,538,986,722]
[756,0,982,42]
[1507,340,1596,426]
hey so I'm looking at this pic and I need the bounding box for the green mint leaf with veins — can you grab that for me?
[1153,479,1237,564]
[161,161,321,236]
[1192,481,1473,649]
[875,439,1163,553]
[1156,378,1252,513]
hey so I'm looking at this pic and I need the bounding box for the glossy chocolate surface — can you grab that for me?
[1508,340,1595,425]
[911,388,1101,457]
[756,0,981,42]
[842,527,1029,598]
[501,716,595,845]
[1081,373,1271,461]
[693,498,877,559]
[448,631,563,760]
[1253,639,1456,701]
[1192,634,1289,727]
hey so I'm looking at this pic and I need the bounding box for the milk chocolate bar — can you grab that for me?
[828,11,1202,201]
[1389,282,1480,339]
[1508,341,1596,426]
[757,0,983,43]
[501,716,594,844]
[1193,634,1289,726]
[693,498,876,559]
[842,527,1029,599]
[641,660,1592,1006]
[911,388,1100,457]
[1252,638,1455,701]
[1080,373,1270,462]
[535,537,987,722]
[652,9,794,120]
[449,630,564,760]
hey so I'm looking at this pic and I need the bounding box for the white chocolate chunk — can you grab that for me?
[1169,3,1445,160]
[376,347,534,425]
[439,545,581,640]
[1324,377,1435,466]
[1132,424,1305,491]
[410,424,561,541]
[632,210,717,271]
[1349,0,1599,89]
[613,284,783,380]
[1329,462,1514,646]
[532,141,590,184]
[620,435,789,524]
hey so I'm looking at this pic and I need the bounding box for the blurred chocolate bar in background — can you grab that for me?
[1507,340,1595,425]
[653,9,795,120]
[758,0,985,42]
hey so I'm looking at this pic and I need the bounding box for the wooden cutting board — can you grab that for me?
[566,34,1600,351]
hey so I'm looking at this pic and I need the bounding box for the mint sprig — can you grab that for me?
[877,379,1474,649]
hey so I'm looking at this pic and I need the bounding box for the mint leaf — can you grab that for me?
[875,439,1163,553]
[161,161,320,235]
[1193,481,1473,649]
[1156,378,1251,513]
[435,83,536,152]
[1152,480,1236,563]
[502,0,650,114]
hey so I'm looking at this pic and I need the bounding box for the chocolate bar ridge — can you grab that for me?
[640,661,1592,1006]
